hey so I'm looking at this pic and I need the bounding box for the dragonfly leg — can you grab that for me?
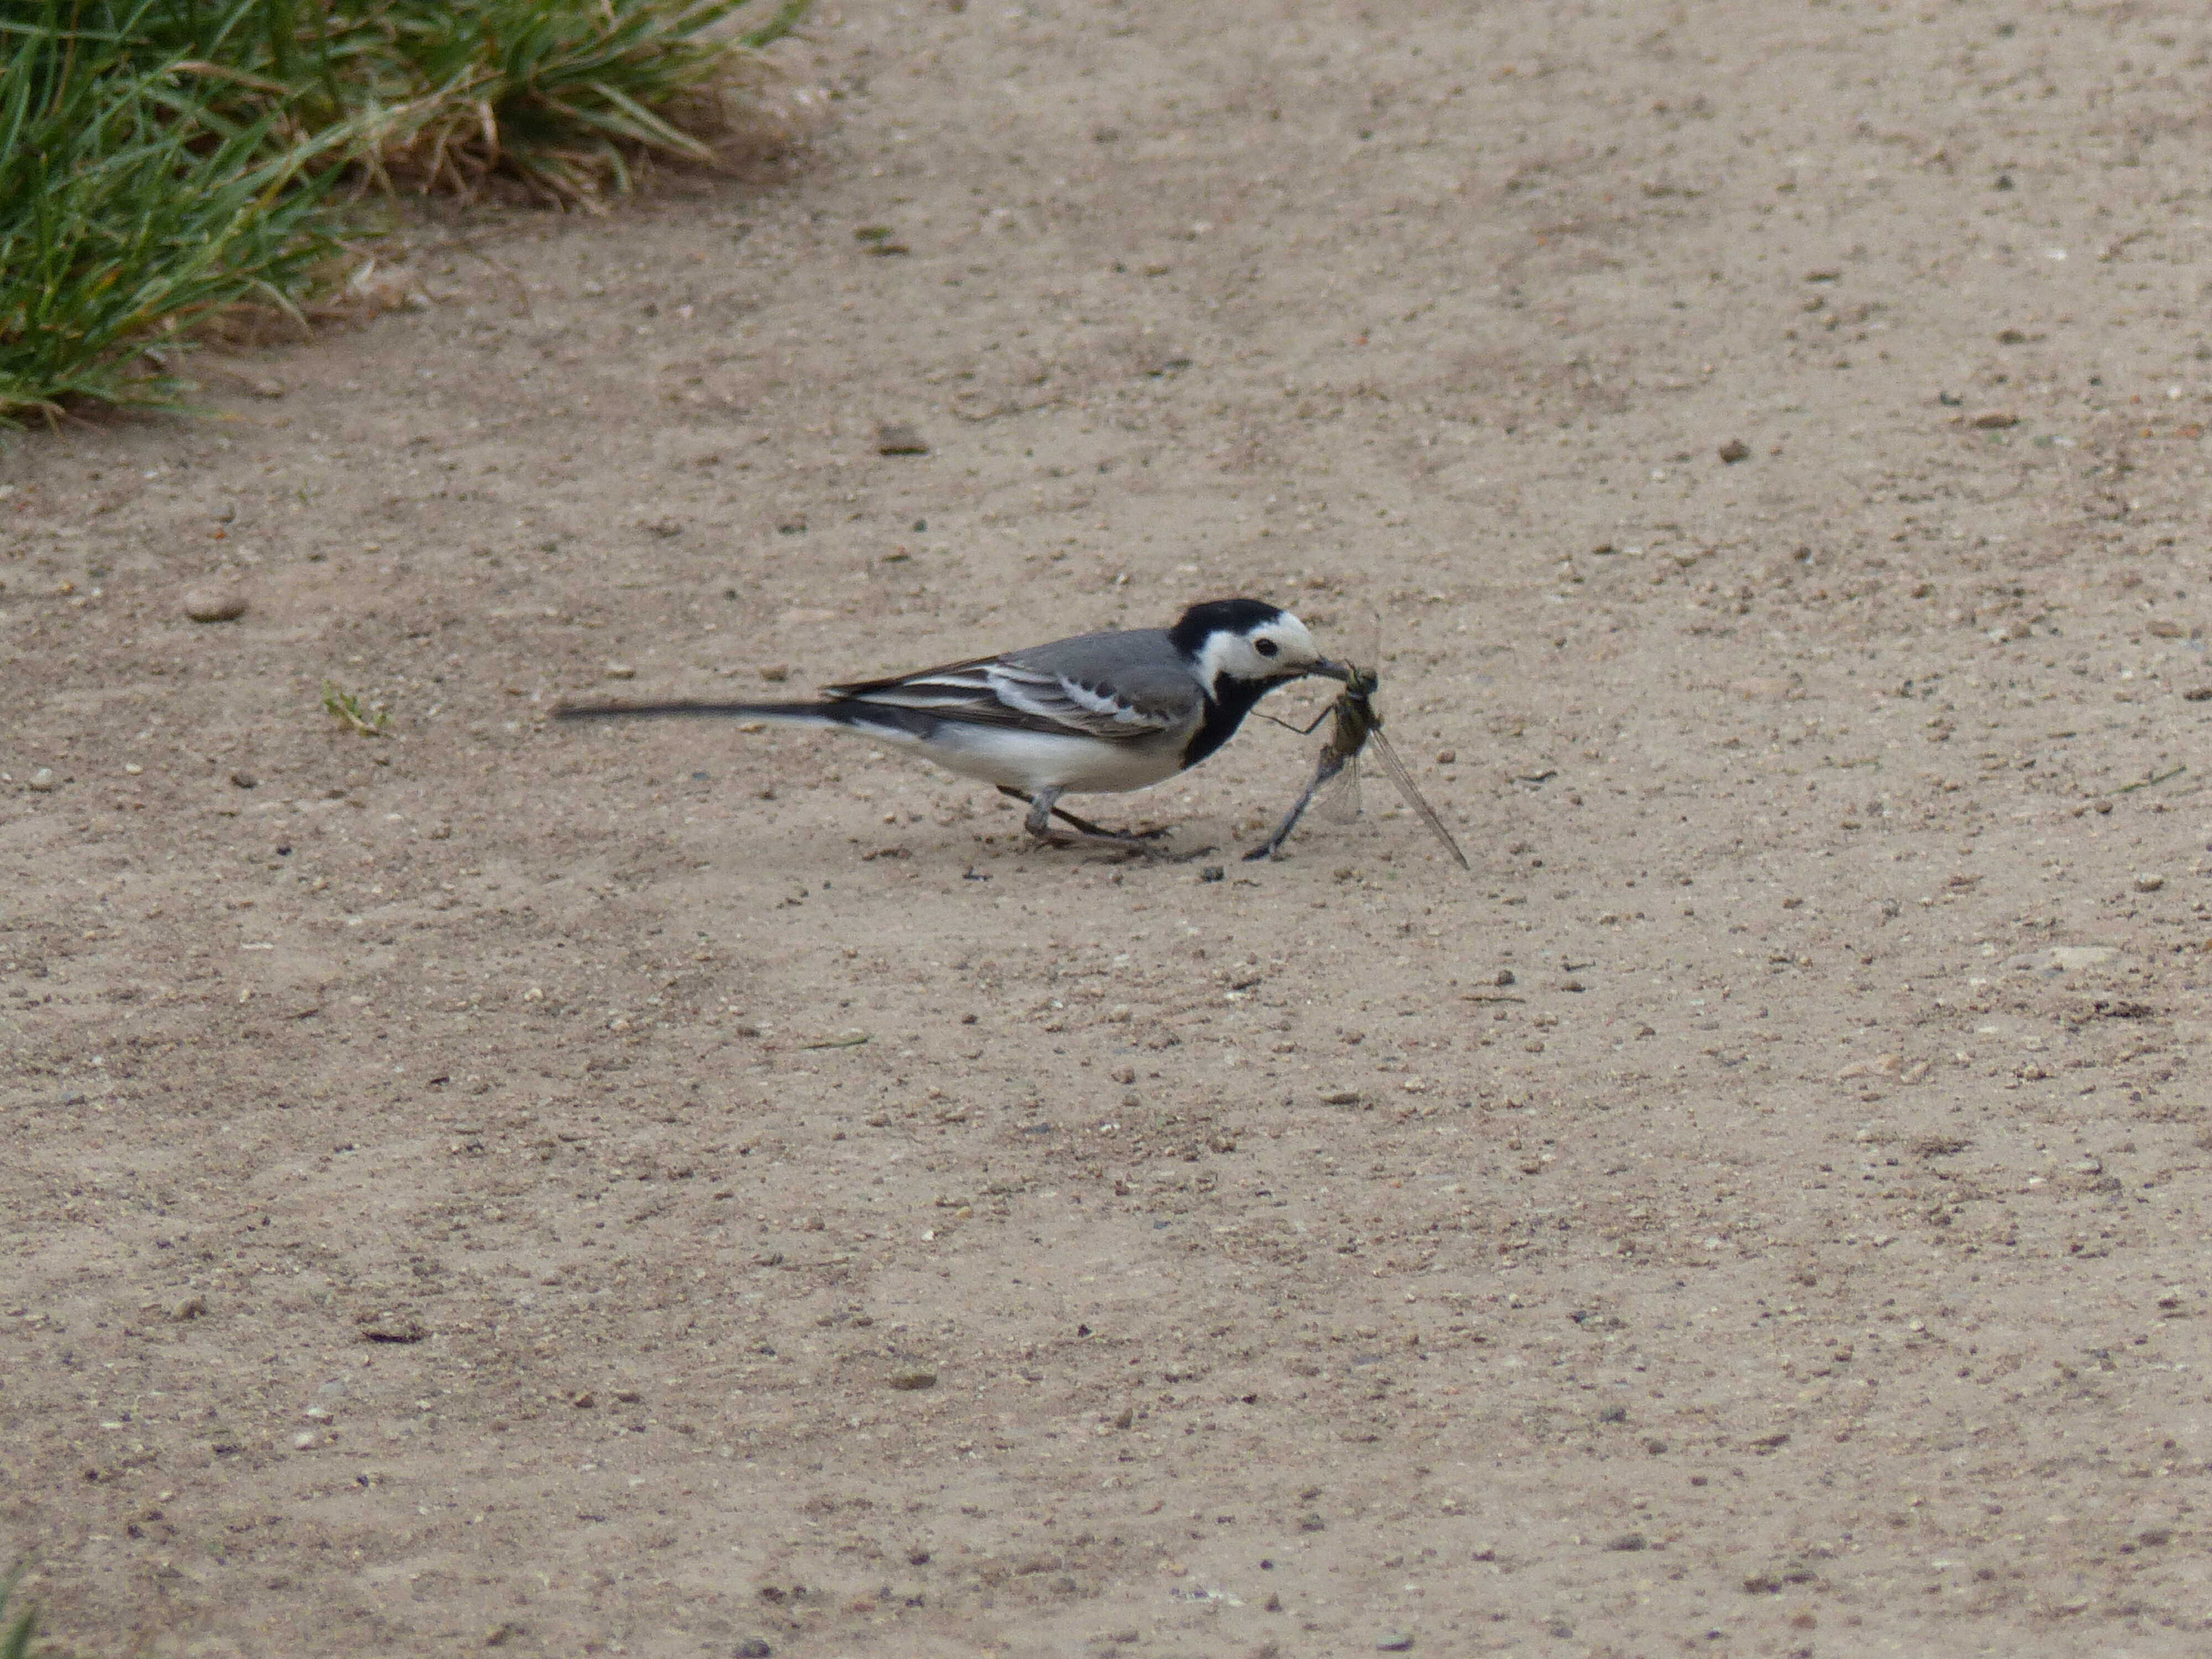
[1256,702,1339,738]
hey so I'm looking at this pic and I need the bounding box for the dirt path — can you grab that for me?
[8,2,2212,1653]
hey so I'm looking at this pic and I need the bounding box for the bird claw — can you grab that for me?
[1081,839,1217,865]
[1051,813,1172,843]
[1029,820,1172,847]
[1031,828,1204,862]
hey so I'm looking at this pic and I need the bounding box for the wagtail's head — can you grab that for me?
[1170,598,1351,696]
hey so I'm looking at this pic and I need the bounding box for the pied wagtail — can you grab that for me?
[555,597,1349,846]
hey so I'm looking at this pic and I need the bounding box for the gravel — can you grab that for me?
[182,587,248,623]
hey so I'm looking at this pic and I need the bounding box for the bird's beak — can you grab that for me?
[1307,658,1353,682]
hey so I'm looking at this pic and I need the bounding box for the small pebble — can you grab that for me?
[169,1295,207,1323]
[889,1369,937,1391]
[28,768,55,792]
[292,1430,324,1450]
[231,770,258,789]
[605,663,636,679]
[1318,1089,1360,1106]
[1434,749,1455,764]
[2135,873,2164,893]
[182,587,247,623]
[571,1391,596,1409]
[1969,409,2018,430]
[1715,438,1750,464]
[1604,1533,1647,1552]
[758,664,790,682]
[735,1642,773,1659]
[1376,1632,1413,1651]
[877,422,930,455]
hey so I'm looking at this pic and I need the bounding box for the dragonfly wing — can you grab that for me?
[1366,729,1472,870]
[1245,748,1344,859]
[1318,753,1363,825]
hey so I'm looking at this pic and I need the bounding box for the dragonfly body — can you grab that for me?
[1244,662,1470,869]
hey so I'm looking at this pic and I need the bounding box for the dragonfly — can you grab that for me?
[1243,618,1470,870]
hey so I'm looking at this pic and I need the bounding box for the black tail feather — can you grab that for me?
[553,700,828,722]
[552,699,938,740]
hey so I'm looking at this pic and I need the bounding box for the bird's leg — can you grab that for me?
[1015,786,1072,844]
[998,786,1172,844]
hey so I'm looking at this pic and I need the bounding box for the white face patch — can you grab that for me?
[1191,611,1326,690]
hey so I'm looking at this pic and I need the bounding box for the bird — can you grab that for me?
[554,597,1349,846]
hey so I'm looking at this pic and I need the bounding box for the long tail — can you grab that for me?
[552,699,933,739]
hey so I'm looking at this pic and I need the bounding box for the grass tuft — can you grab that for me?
[0,3,347,424]
[322,684,392,735]
[2,1568,49,1659]
[1,0,811,427]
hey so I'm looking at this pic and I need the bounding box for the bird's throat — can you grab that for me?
[1181,675,1284,771]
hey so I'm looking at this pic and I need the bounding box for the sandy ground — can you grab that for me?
[8,1,2212,1654]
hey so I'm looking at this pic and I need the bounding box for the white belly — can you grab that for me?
[884,722,1190,796]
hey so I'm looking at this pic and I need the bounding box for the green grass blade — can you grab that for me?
[739,0,812,49]
[1,0,807,423]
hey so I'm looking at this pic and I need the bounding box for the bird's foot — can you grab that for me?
[1077,837,1217,864]
[1025,826,1206,861]
[1005,786,1174,847]
[1061,819,1174,844]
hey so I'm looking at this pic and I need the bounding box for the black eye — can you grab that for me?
[1254,638,1279,658]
